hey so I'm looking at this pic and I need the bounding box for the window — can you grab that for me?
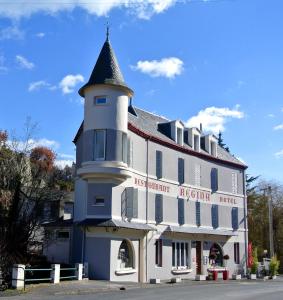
[94,130,106,160]
[195,164,201,187]
[178,158,185,184]
[211,168,218,192]
[118,240,134,270]
[93,196,104,206]
[193,135,200,151]
[177,128,183,145]
[94,96,107,105]
[234,242,240,264]
[211,204,219,229]
[210,141,217,156]
[156,150,163,179]
[232,207,239,230]
[122,133,127,163]
[178,198,185,225]
[155,194,163,224]
[196,201,201,227]
[155,239,163,267]
[56,231,70,239]
[232,172,238,194]
[172,242,190,269]
[127,137,133,167]
[121,188,138,220]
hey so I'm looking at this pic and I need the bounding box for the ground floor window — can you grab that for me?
[155,239,163,267]
[172,241,190,269]
[234,242,240,264]
[118,240,134,270]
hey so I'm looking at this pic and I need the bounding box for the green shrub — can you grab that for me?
[269,255,280,276]
[251,247,259,274]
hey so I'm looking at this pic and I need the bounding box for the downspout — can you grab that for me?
[145,137,149,282]
[242,170,248,276]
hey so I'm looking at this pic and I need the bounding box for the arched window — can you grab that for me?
[118,240,134,270]
[209,243,223,267]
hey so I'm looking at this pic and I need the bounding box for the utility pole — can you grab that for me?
[261,186,274,258]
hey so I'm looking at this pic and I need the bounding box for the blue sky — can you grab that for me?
[0,0,283,183]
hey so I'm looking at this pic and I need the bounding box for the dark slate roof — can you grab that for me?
[128,107,247,168]
[73,106,246,168]
[43,217,73,228]
[77,218,153,231]
[78,38,133,97]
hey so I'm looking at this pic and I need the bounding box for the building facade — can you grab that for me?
[71,32,248,282]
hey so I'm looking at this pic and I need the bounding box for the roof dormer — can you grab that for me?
[185,127,201,152]
[171,120,184,146]
[201,134,218,157]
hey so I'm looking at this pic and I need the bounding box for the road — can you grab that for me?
[1,280,283,300]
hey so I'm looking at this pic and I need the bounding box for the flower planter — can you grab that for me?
[250,274,257,280]
[232,274,241,280]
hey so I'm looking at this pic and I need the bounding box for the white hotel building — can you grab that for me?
[50,31,248,282]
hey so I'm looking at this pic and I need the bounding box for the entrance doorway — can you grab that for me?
[209,243,223,266]
[196,241,202,275]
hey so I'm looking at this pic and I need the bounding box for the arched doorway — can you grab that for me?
[209,243,223,267]
[117,239,135,270]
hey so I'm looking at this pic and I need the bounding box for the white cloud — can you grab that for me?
[16,55,34,69]
[273,124,283,131]
[132,57,184,78]
[28,80,56,92]
[55,159,74,169]
[267,114,275,118]
[8,138,60,152]
[0,25,24,40]
[58,153,75,159]
[186,105,244,134]
[59,74,84,94]
[0,0,177,20]
[275,149,283,158]
[36,32,45,38]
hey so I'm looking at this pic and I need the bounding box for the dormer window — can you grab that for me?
[177,128,183,145]
[187,128,201,152]
[202,135,218,157]
[94,96,107,105]
[171,120,184,146]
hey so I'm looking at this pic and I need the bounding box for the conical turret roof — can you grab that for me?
[79,35,133,97]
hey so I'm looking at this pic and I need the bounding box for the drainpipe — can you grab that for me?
[242,170,248,276]
[145,137,149,282]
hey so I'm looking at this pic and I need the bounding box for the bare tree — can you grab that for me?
[0,124,65,287]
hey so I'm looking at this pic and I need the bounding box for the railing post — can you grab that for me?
[12,264,25,290]
[83,262,89,278]
[75,263,83,281]
[51,264,60,284]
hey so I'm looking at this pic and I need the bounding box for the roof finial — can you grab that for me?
[106,21,110,41]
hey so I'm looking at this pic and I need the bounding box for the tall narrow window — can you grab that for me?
[121,188,138,220]
[211,168,218,192]
[195,164,201,187]
[155,239,163,267]
[211,204,219,229]
[127,137,133,167]
[156,150,163,179]
[234,242,240,264]
[196,201,201,227]
[94,130,106,160]
[232,172,238,194]
[172,242,191,269]
[178,158,185,184]
[232,207,239,230]
[177,128,183,145]
[155,194,163,223]
[122,133,127,163]
[178,198,185,225]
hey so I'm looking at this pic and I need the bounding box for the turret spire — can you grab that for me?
[106,22,110,41]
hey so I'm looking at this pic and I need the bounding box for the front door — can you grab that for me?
[196,241,202,275]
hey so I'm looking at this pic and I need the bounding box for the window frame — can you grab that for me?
[93,196,105,206]
[234,242,240,264]
[94,96,107,106]
[172,241,191,270]
[93,129,106,161]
